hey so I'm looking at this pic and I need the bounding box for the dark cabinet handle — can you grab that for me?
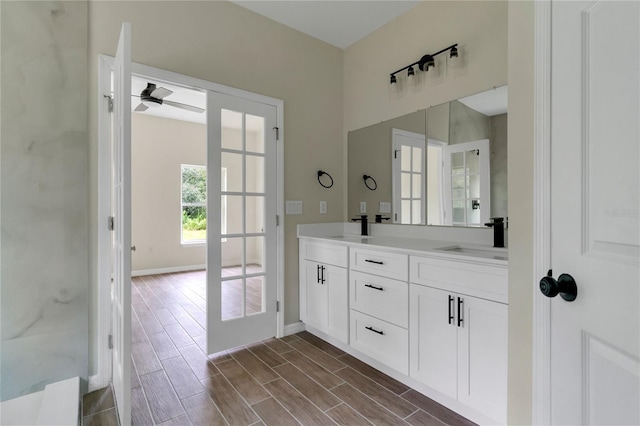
[321,266,326,284]
[448,295,454,325]
[540,270,577,301]
[457,297,464,327]
[365,284,384,291]
[365,326,384,335]
[317,264,321,284]
[364,259,384,265]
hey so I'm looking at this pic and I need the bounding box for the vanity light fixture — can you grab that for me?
[390,43,459,84]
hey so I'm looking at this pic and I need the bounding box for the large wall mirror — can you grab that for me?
[347,86,507,227]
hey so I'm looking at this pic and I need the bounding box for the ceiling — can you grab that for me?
[458,86,508,117]
[229,0,421,49]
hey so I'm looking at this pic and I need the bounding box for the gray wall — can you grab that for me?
[1,0,89,400]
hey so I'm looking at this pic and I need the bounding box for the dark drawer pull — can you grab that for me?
[364,259,384,265]
[365,284,384,291]
[365,326,384,335]
[457,297,464,327]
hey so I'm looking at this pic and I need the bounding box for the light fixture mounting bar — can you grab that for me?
[389,43,459,83]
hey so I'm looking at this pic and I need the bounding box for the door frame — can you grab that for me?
[96,56,285,388]
[532,0,552,423]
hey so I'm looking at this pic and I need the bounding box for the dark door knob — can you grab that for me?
[539,270,577,302]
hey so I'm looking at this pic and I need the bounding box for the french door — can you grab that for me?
[206,92,278,354]
[111,22,132,426]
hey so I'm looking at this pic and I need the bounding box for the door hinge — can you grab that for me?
[104,95,113,113]
[108,334,113,349]
[108,216,115,231]
[276,215,280,227]
[394,149,400,159]
[273,126,279,141]
[276,300,280,312]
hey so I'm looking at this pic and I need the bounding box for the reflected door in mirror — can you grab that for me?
[392,129,426,224]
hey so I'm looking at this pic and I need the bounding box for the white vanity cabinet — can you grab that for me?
[299,239,349,344]
[409,255,508,424]
[349,247,409,374]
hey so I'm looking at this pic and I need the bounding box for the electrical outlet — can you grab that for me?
[379,202,391,213]
[320,201,327,214]
[360,202,367,213]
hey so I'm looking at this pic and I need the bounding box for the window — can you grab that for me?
[181,165,207,243]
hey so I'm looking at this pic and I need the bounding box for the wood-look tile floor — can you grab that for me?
[88,270,477,426]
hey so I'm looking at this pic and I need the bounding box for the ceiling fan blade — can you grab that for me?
[134,103,148,112]
[163,100,205,113]
[150,86,173,99]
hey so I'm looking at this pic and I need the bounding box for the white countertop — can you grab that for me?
[298,224,508,266]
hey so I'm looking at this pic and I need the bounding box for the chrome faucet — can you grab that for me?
[484,217,505,248]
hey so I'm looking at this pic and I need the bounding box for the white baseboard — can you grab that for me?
[132,264,206,277]
[88,375,105,392]
[283,321,306,336]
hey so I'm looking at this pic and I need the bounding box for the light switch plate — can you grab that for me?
[360,202,367,213]
[379,202,391,213]
[285,200,303,215]
[320,201,327,214]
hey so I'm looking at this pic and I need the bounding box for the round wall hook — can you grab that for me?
[317,170,334,189]
[363,175,377,191]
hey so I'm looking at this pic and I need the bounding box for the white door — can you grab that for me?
[442,140,490,227]
[549,1,639,424]
[207,92,278,353]
[111,23,132,426]
[392,129,426,224]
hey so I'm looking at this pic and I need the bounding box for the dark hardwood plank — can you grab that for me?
[247,342,287,368]
[178,344,220,380]
[280,350,344,390]
[280,334,301,343]
[330,383,408,425]
[161,356,204,399]
[263,379,335,425]
[251,397,300,426]
[286,339,345,372]
[406,409,447,426]
[335,367,418,418]
[297,331,345,357]
[336,353,409,395]
[208,349,233,364]
[139,371,185,424]
[325,403,373,426]
[230,347,280,384]
[181,392,227,426]
[164,323,195,348]
[131,340,162,376]
[261,337,294,354]
[148,331,180,360]
[131,386,154,426]
[82,386,115,416]
[273,363,340,411]
[84,408,119,426]
[216,359,271,405]
[401,390,477,426]
[202,374,259,425]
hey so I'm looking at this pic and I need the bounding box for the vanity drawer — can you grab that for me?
[350,271,408,328]
[410,255,508,303]
[350,248,408,281]
[350,310,409,375]
[300,239,348,268]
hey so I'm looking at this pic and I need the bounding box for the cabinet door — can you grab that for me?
[409,285,457,399]
[325,264,348,344]
[457,295,508,424]
[302,260,327,331]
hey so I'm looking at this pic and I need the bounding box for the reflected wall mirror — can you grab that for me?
[347,85,507,227]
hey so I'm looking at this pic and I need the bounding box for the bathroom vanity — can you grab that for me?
[298,223,508,425]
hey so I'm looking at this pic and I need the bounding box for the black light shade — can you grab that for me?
[390,74,397,84]
[407,66,415,77]
[450,46,458,58]
[418,54,435,71]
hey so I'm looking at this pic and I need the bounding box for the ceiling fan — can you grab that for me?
[133,83,204,113]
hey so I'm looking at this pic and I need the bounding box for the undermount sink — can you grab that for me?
[436,245,508,261]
